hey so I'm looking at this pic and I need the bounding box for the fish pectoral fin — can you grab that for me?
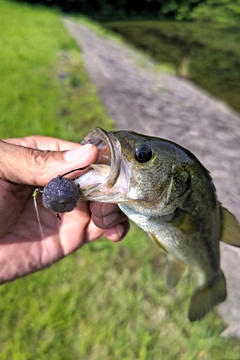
[162,189,191,216]
[221,205,240,247]
[148,233,169,254]
[165,256,188,290]
[188,271,227,322]
[171,208,199,235]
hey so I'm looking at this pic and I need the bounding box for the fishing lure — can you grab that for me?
[34,166,88,215]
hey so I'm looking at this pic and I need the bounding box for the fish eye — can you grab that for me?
[135,145,152,163]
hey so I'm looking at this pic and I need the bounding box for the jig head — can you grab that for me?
[42,167,88,213]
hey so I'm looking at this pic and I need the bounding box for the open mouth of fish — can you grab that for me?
[75,127,127,201]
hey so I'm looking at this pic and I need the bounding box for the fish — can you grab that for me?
[47,127,240,322]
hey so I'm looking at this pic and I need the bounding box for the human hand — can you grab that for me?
[0,136,130,284]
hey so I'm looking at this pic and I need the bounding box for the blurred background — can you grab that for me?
[1,0,240,359]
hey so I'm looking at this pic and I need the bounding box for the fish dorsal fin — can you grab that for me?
[148,233,169,254]
[165,256,188,290]
[221,205,240,247]
[171,209,199,235]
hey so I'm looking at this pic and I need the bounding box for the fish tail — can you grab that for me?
[188,271,227,322]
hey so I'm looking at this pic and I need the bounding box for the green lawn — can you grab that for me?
[0,1,240,359]
[0,1,112,141]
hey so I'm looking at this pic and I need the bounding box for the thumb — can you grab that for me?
[0,140,98,186]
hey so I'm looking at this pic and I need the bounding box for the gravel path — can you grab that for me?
[64,18,240,338]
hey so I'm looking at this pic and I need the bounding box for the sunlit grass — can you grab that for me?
[0,1,240,359]
[0,1,112,141]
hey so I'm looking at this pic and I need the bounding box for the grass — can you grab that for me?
[1,1,240,359]
[0,1,112,141]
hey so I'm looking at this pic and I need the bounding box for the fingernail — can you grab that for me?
[64,144,93,162]
[116,224,124,238]
[103,212,119,228]
[100,203,116,217]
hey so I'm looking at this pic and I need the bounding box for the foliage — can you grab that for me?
[105,20,240,113]
[11,0,206,20]
[11,0,240,23]
[190,0,240,23]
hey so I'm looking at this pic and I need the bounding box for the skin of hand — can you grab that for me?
[0,136,130,284]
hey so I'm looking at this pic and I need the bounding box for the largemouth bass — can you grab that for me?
[44,127,240,321]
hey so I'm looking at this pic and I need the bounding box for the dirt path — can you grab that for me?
[64,18,240,338]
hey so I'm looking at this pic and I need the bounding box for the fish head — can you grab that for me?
[76,127,185,215]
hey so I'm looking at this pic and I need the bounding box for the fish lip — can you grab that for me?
[81,127,122,192]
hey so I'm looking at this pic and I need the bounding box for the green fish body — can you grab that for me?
[76,127,240,321]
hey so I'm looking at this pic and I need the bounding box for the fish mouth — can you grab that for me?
[75,127,122,200]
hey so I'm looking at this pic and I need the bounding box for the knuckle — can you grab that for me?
[29,149,50,171]
[27,149,53,184]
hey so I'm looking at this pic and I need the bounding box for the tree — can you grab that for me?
[190,0,240,23]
